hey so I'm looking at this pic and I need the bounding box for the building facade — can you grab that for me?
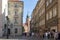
[26,15,31,33]
[31,0,60,36]
[23,23,28,33]
[31,0,45,36]
[2,9,7,36]
[0,0,3,37]
[45,0,60,32]
[8,0,23,36]
[23,15,31,35]
[45,0,58,32]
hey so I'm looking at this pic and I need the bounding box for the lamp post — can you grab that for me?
[6,16,9,39]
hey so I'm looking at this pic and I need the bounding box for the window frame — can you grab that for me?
[49,0,52,3]
[46,0,49,7]
[52,5,57,17]
[49,10,53,19]
[46,12,49,20]
[14,18,18,24]
[15,28,18,33]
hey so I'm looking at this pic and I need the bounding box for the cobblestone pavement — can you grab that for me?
[0,35,55,40]
[28,36,54,40]
[0,36,28,40]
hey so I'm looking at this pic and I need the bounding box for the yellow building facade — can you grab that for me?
[31,0,45,36]
[31,0,60,36]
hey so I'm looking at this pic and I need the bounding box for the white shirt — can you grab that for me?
[45,32,48,36]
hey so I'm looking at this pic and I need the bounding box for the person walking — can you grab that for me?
[54,32,58,40]
[57,32,60,40]
[48,32,50,39]
[45,32,48,40]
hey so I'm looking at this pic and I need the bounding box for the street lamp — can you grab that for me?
[6,16,9,39]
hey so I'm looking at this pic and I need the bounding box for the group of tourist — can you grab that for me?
[43,31,60,40]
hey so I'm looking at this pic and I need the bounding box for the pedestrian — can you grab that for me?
[45,32,48,40]
[32,32,34,36]
[30,33,31,36]
[24,32,26,36]
[48,32,50,39]
[43,33,45,38]
[54,32,58,40]
[50,32,54,38]
[57,32,60,40]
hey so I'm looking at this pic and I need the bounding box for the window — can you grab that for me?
[15,11,17,15]
[8,3,9,7]
[39,20,45,26]
[53,7,57,17]
[41,9,44,14]
[49,10,52,19]
[40,9,43,16]
[41,20,45,25]
[8,11,10,15]
[39,10,41,16]
[49,0,52,3]
[46,1,49,7]
[14,18,18,24]
[4,24,7,29]
[15,4,18,8]
[15,28,18,33]
[8,3,13,7]
[46,13,49,20]
[15,10,18,16]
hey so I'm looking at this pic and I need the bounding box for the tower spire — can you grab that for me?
[27,11,29,18]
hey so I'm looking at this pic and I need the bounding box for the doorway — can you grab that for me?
[7,28,10,35]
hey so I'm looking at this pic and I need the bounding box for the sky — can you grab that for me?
[22,0,38,23]
[2,0,38,23]
[2,0,8,16]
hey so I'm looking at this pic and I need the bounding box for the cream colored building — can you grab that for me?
[31,0,45,36]
[45,0,58,32]
[45,0,60,32]
[31,0,60,35]
[8,0,23,36]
